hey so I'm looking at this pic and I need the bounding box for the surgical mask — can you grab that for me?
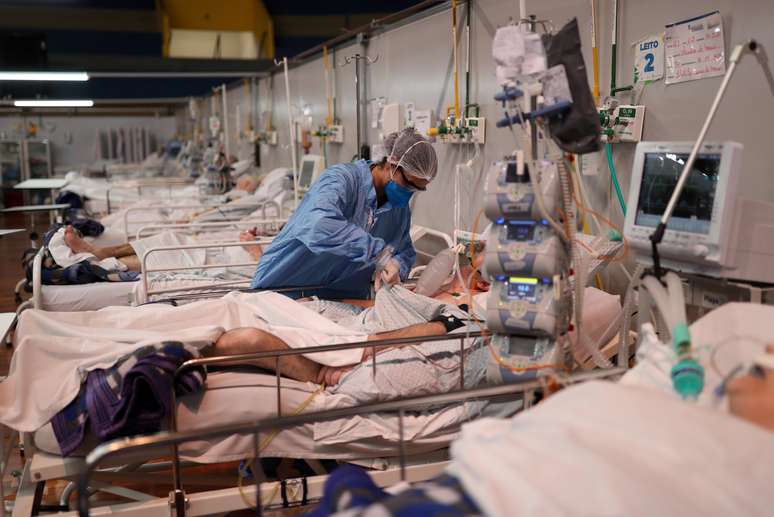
[385,179,414,208]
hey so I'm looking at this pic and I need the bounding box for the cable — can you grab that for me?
[236,384,325,510]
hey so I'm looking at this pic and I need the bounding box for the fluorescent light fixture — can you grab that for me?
[14,100,94,107]
[0,71,89,81]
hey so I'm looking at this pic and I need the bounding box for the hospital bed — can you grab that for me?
[8,327,590,517]
[21,224,454,313]
[64,298,774,516]
[3,254,633,516]
[24,241,270,312]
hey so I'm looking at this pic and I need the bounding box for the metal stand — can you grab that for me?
[339,48,379,159]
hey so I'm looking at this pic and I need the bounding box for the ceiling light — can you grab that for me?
[0,71,89,81]
[14,100,94,107]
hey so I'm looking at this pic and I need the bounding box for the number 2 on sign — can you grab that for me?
[644,53,655,72]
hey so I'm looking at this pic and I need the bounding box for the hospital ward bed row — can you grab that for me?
[5,158,745,515]
[14,167,298,312]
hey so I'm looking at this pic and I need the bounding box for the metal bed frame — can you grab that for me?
[104,178,198,215]
[6,281,629,516]
[136,239,274,305]
[72,340,625,517]
[134,217,287,241]
[136,223,456,305]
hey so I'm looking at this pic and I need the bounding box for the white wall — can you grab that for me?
[0,115,178,171]
[194,0,774,240]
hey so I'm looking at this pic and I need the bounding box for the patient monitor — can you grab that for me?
[298,154,325,191]
[624,141,774,283]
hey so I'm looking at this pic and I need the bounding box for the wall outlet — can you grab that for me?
[600,105,645,143]
[329,125,344,143]
[439,117,487,144]
[258,130,277,145]
[463,117,486,144]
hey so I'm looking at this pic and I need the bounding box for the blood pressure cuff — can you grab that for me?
[542,18,601,154]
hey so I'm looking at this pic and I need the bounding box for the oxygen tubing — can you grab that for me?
[605,142,627,215]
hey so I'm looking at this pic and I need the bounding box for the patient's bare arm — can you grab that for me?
[209,327,321,382]
[316,321,447,385]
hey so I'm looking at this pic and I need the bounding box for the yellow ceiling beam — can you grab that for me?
[158,0,274,58]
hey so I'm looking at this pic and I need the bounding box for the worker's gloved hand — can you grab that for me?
[375,258,401,291]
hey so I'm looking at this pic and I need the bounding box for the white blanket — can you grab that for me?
[449,302,774,517]
[449,381,774,517]
[1,291,367,431]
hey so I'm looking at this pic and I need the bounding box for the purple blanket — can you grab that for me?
[51,341,206,456]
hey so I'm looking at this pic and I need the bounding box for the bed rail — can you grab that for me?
[138,239,275,304]
[122,199,279,239]
[134,217,285,241]
[78,366,625,517]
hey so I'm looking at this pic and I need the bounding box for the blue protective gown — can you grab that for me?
[251,160,415,299]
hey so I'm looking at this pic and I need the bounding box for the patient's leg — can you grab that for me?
[210,327,321,382]
[64,225,136,259]
[118,255,141,272]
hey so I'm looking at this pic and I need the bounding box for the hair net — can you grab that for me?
[384,128,438,181]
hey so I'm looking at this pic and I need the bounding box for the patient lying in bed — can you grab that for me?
[50,224,262,273]
[313,334,774,517]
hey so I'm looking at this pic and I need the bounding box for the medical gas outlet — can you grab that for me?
[427,117,486,144]
[599,104,645,143]
[313,125,344,144]
[256,130,278,146]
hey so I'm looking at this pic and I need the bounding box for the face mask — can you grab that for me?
[385,180,414,208]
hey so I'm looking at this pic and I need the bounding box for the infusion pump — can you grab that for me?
[624,141,774,283]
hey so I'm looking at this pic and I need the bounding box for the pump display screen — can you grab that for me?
[506,222,536,241]
[634,152,721,234]
[505,161,518,182]
[299,159,316,189]
[507,277,538,302]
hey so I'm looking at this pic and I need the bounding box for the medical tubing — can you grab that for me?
[641,275,677,335]
[619,264,644,362]
[559,154,611,369]
[666,272,687,326]
[605,143,627,215]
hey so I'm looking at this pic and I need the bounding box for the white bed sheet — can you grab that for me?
[40,282,137,312]
[33,371,523,463]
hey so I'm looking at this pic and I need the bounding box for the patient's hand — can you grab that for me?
[316,364,353,386]
[728,345,774,432]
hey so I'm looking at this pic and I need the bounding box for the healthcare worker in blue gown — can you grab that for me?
[251,128,438,299]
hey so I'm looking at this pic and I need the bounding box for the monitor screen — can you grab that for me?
[634,152,721,234]
[299,159,316,188]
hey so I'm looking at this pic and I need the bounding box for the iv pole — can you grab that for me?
[340,51,379,160]
[650,40,760,278]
